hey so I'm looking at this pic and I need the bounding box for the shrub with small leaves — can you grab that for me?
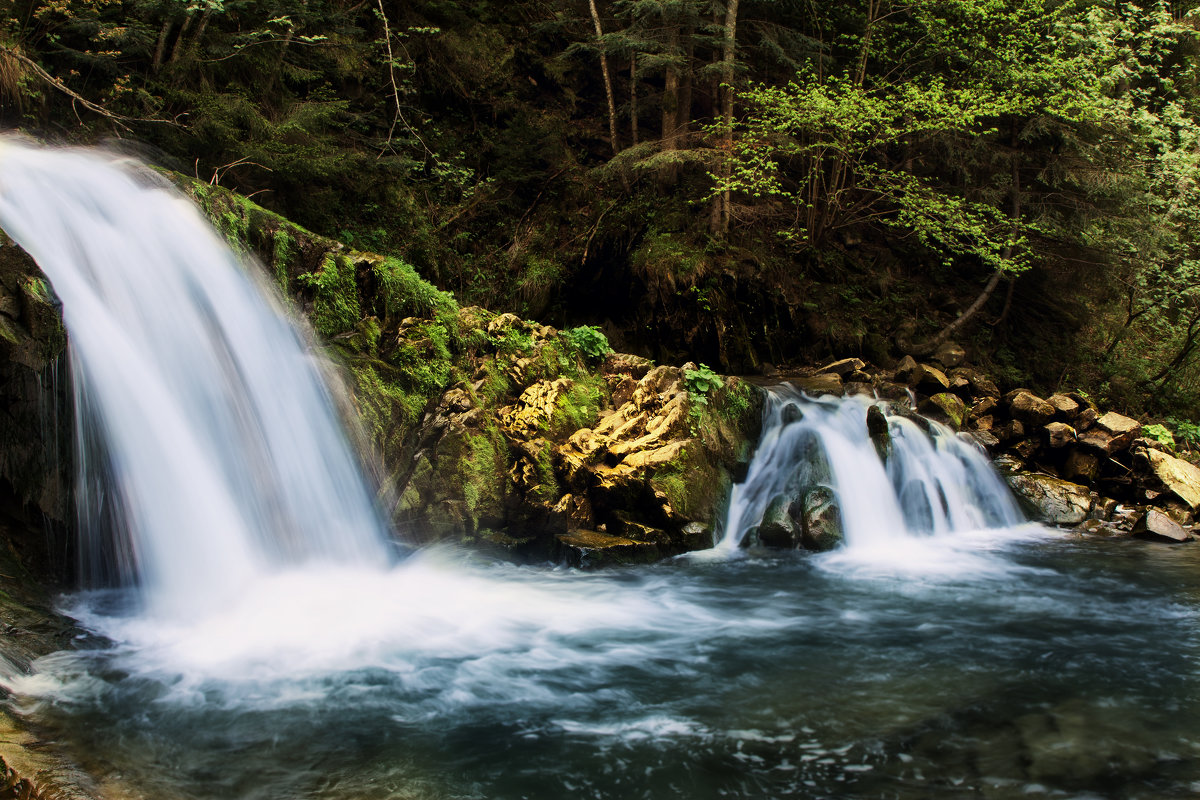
[563,325,612,362]
[1143,423,1175,449]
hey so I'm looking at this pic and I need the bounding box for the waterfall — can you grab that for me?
[717,385,1023,551]
[0,140,391,617]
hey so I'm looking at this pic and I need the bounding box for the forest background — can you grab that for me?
[4,0,1200,434]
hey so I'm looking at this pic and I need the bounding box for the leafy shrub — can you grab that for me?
[684,364,724,405]
[1142,423,1175,449]
[1168,418,1200,453]
[563,325,612,362]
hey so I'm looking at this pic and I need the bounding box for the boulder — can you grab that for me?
[1046,394,1080,418]
[1087,496,1117,521]
[1075,407,1099,431]
[1143,448,1200,510]
[970,429,1000,449]
[790,373,843,396]
[1044,422,1076,449]
[910,363,951,394]
[995,419,1025,443]
[757,494,802,548]
[815,357,865,377]
[555,530,661,567]
[920,392,966,429]
[866,405,891,462]
[893,355,919,383]
[932,341,966,369]
[948,368,1000,399]
[1095,411,1141,450]
[1077,428,1118,455]
[1005,473,1092,524]
[1132,509,1190,543]
[1005,390,1056,427]
[800,487,843,551]
[1062,449,1100,484]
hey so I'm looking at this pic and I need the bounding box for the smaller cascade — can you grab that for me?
[716,387,1023,551]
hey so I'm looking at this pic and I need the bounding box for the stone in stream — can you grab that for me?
[1132,509,1190,543]
[757,494,802,548]
[800,486,843,551]
[866,405,891,462]
[1005,472,1092,525]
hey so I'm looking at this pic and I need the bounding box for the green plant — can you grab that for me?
[563,325,612,362]
[1142,423,1175,449]
[684,364,724,405]
[1168,418,1200,453]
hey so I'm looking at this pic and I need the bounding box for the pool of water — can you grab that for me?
[6,528,1200,799]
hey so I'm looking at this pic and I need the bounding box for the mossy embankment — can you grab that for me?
[186,179,764,563]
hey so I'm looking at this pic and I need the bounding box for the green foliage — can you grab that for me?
[563,325,612,362]
[1143,423,1176,449]
[1168,418,1200,452]
[298,254,359,338]
[684,363,723,405]
[547,376,606,439]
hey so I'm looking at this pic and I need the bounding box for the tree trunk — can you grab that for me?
[152,17,173,73]
[918,124,1021,354]
[716,0,739,235]
[676,22,694,148]
[629,54,639,147]
[660,23,680,151]
[587,0,621,156]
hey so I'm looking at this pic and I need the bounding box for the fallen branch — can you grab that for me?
[0,44,178,130]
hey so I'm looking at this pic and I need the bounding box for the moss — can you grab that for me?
[349,360,426,443]
[460,422,507,515]
[529,443,560,504]
[271,226,293,292]
[547,375,606,439]
[299,253,360,338]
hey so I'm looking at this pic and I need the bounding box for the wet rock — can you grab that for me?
[1142,448,1200,510]
[815,357,865,377]
[758,494,802,548]
[1110,505,1142,532]
[866,405,891,462]
[920,392,966,429]
[1132,509,1190,543]
[800,487,843,551]
[1044,422,1076,448]
[1005,390,1056,427]
[1088,496,1118,521]
[555,530,660,567]
[679,521,714,550]
[969,429,1000,449]
[992,454,1025,474]
[1005,473,1092,524]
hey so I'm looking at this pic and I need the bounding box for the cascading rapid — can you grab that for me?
[717,385,1025,553]
[0,140,392,618]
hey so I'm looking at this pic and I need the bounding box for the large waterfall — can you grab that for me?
[718,385,1024,553]
[0,140,391,617]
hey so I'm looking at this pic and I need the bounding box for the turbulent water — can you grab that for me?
[0,139,391,618]
[718,387,1024,553]
[3,142,1200,800]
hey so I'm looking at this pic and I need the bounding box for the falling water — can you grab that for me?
[717,385,1024,553]
[0,140,391,617]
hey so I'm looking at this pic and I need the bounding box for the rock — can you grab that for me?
[1044,422,1076,448]
[1088,496,1117,521]
[800,487,843,551]
[1164,501,1193,526]
[1012,439,1038,460]
[1109,505,1141,532]
[1095,411,1141,447]
[1046,393,1080,418]
[758,494,802,548]
[1143,448,1200,509]
[920,392,966,429]
[1005,473,1092,524]
[993,454,1024,474]
[1077,518,1105,534]
[1077,428,1118,454]
[815,357,865,377]
[970,429,1000,449]
[1132,509,1190,543]
[909,363,950,394]
[866,405,891,462]
[555,530,660,567]
[893,355,919,383]
[679,521,714,550]
[932,341,966,369]
[1062,449,1100,484]
[970,414,994,432]
[950,368,1000,398]
[1075,407,1099,431]
[790,373,843,395]
[602,352,655,379]
[970,396,998,419]
[1005,390,1056,427]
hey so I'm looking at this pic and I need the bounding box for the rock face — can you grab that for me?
[1006,473,1091,525]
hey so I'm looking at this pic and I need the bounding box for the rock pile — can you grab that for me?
[788,347,1200,543]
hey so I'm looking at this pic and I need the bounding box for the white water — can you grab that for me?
[717,386,1025,557]
[0,140,391,618]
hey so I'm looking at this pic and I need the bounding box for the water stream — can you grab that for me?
[1,142,1199,799]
